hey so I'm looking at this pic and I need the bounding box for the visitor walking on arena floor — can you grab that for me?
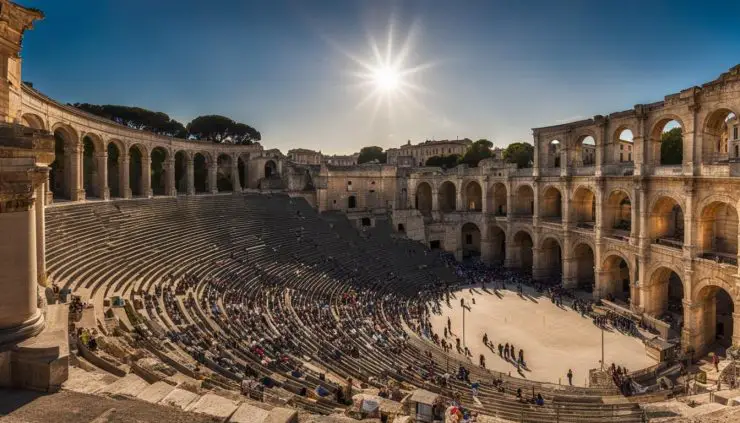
[567,369,573,385]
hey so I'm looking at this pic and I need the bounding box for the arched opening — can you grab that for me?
[512,231,533,273]
[650,196,684,249]
[539,238,562,282]
[438,181,456,212]
[603,190,631,238]
[361,217,371,227]
[107,142,121,198]
[22,113,45,130]
[82,136,98,198]
[573,243,595,291]
[615,129,634,164]
[398,224,405,233]
[217,154,233,192]
[488,183,507,216]
[579,136,596,166]
[650,119,683,166]
[463,181,482,211]
[150,147,167,196]
[348,195,357,209]
[541,186,563,221]
[646,267,684,335]
[415,182,432,215]
[572,187,596,229]
[703,109,736,164]
[264,160,277,178]
[696,285,735,353]
[50,129,70,199]
[193,153,208,193]
[174,151,187,194]
[514,185,534,216]
[698,201,738,264]
[128,145,144,197]
[548,140,561,168]
[602,255,631,302]
[238,155,248,190]
[489,225,506,265]
[461,223,481,258]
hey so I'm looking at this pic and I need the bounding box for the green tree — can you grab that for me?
[357,146,387,164]
[459,139,493,167]
[186,115,261,145]
[71,103,187,137]
[660,127,683,165]
[425,154,461,168]
[502,142,534,168]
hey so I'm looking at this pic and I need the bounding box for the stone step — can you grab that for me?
[98,373,150,399]
[63,365,119,395]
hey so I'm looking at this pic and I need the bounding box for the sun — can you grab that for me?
[372,66,401,92]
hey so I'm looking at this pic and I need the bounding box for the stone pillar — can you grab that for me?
[166,159,177,196]
[186,157,195,195]
[68,144,85,201]
[480,240,493,265]
[593,268,609,299]
[231,160,241,192]
[630,184,639,244]
[504,240,516,268]
[141,156,152,198]
[34,183,46,288]
[532,246,546,281]
[95,152,109,200]
[44,174,53,205]
[682,182,694,260]
[532,132,540,177]
[121,157,131,199]
[431,189,439,211]
[733,312,740,348]
[455,180,463,211]
[532,181,540,225]
[638,182,648,250]
[481,182,488,214]
[208,162,218,194]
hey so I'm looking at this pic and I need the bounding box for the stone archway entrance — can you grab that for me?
[463,181,482,211]
[541,187,562,221]
[512,231,533,273]
[539,237,562,282]
[461,222,481,258]
[645,267,684,337]
[602,255,631,302]
[489,225,506,265]
[693,284,736,354]
[573,243,595,292]
[514,185,534,216]
[264,160,277,178]
[415,182,432,215]
[439,181,456,212]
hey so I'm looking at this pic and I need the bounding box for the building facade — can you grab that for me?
[387,139,473,166]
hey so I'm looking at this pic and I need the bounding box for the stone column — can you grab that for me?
[141,156,152,198]
[44,174,53,205]
[455,180,463,211]
[95,152,109,200]
[504,240,517,268]
[121,157,131,199]
[733,312,740,348]
[209,162,218,194]
[68,144,85,201]
[0,173,46,349]
[186,157,195,195]
[231,160,241,192]
[166,159,177,196]
[481,181,488,214]
[480,240,493,265]
[431,189,439,211]
[34,182,46,288]
[682,182,694,260]
[638,182,649,250]
[630,184,639,244]
[532,181,540,225]
[532,133,540,177]
[532,246,546,281]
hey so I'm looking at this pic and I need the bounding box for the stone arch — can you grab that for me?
[694,282,736,352]
[438,180,457,212]
[50,125,78,200]
[697,199,739,263]
[547,139,562,167]
[174,150,188,194]
[461,222,481,258]
[489,224,506,265]
[237,153,250,190]
[571,185,596,227]
[415,181,432,215]
[514,184,534,216]
[264,159,278,178]
[348,195,357,209]
[573,133,597,167]
[488,182,507,216]
[573,242,595,291]
[603,189,632,237]
[539,236,563,281]
[650,195,685,248]
[107,140,124,198]
[540,185,563,220]
[702,107,737,164]
[644,265,684,319]
[602,254,631,302]
[462,180,482,211]
[648,115,685,166]
[150,146,169,196]
[611,126,635,164]
[193,152,209,193]
[217,153,234,192]
[128,144,148,197]
[21,113,46,130]
[512,230,534,273]
[81,134,102,198]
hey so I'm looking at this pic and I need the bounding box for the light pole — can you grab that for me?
[461,298,467,349]
[601,325,605,371]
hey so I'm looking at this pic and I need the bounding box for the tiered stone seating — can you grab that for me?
[47,193,647,422]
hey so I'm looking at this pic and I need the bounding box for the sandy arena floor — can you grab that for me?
[428,285,657,387]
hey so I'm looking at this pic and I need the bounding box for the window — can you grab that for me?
[620,145,623,151]
[628,153,632,161]
[735,127,738,140]
[620,153,623,162]
[348,196,356,208]
[398,224,405,232]
[466,234,473,244]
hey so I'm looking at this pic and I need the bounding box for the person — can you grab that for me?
[482,333,488,347]
[516,388,522,401]
[479,354,486,368]
[535,393,544,406]
[504,343,509,359]
[567,369,573,385]
[498,343,503,356]
[713,353,720,372]
[448,317,452,331]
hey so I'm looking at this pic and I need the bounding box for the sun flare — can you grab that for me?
[372,66,401,92]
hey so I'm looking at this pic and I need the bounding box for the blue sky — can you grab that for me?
[20,0,740,154]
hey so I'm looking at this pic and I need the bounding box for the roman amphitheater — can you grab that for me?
[3,2,740,422]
